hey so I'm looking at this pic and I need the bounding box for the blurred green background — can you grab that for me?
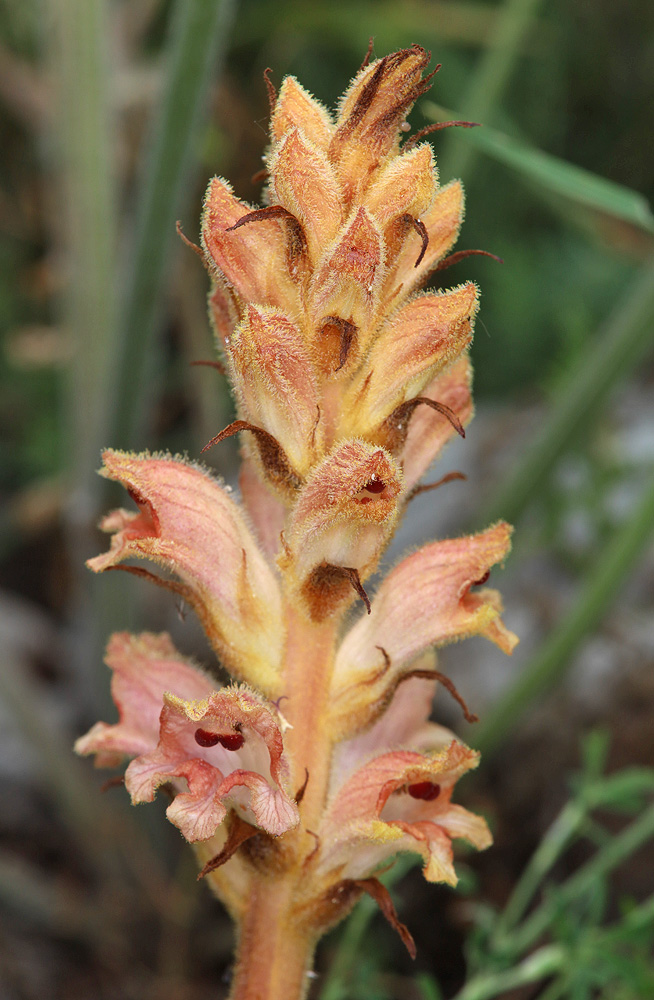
[0,1,653,998]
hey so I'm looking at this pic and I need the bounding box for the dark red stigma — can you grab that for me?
[194,729,244,751]
[194,728,220,748]
[218,732,245,751]
[473,569,490,586]
[363,477,386,494]
[408,781,441,801]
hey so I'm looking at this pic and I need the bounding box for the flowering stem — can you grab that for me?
[282,606,339,823]
[227,606,340,999]
[229,878,315,1000]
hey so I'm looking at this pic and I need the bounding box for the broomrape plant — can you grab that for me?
[76,44,518,999]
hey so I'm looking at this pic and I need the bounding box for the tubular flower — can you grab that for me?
[77,44,519,999]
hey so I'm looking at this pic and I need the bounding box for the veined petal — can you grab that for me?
[308,208,384,372]
[280,440,403,620]
[318,741,489,885]
[270,76,334,151]
[228,305,321,475]
[331,669,453,770]
[401,354,473,489]
[74,632,213,767]
[270,128,342,263]
[342,283,477,436]
[88,451,283,694]
[202,177,299,315]
[238,456,287,561]
[125,687,299,842]
[333,522,518,695]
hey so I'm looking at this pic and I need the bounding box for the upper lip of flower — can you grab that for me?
[87,450,285,694]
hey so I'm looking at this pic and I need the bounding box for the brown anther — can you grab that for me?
[250,167,269,185]
[435,249,504,272]
[175,220,204,258]
[295,768,310,804]
[402,120,480,153]
[197,815,258,880]
[399,668,478,724]
[472,569,490,586]
[400,214,429,268]
[342,566,371,614]
[382,396,465,454]
[202,419,302,494]
[263,67,276,113]
[359,37,375,71]
[190,358,226,375]
[407,471,467,502]
[318,316,357,373]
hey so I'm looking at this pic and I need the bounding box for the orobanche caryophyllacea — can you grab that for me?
[77,44,518,1000]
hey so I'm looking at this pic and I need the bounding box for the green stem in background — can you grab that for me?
[480,255,654,529]
[511,803,654,955]
[491,799,586,944]
[476,465,654,754]
[50,0,117,515]
[453,945,565,1000]
[110,0,236,452]
[439,0,545,180]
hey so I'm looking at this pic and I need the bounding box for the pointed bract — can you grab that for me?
[228,305,321,476]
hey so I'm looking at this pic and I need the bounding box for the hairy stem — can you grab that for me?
[228,604,341,998]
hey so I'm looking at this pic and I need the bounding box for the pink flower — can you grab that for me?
[76,631,299,843]
[319,676,490,884]
[126,686,298,842]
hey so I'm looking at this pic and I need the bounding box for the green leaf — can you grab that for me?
[424,101,654,235]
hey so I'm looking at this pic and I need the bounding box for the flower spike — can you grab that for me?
[78,45,520,995]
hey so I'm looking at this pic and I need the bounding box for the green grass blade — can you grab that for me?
[476,466,654,755]
[512,804,654,954]
[110,0,236,451]
[438,0,546,179]
[49,0,117,502]
[427,104,654,233]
